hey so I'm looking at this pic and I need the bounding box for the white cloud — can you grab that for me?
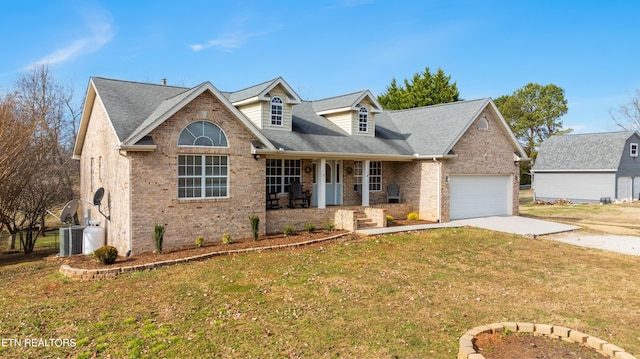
[25,13,114,69]
[189,31,269,52]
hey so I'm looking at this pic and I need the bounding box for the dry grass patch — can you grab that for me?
[1,227,640,358]
[520,189,640,235]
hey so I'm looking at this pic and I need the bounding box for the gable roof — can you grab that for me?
[223,77,302,105]
[532,131,639,171]
[312,90,384,115]
[73,77,276,158]
[377,98,527,158]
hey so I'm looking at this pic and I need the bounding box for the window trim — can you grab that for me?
[266,159,301,194]
[631,143,638,157]
[354,160,382,192]
[178,120,229,148]
[178,154,229,199]
[270,96,284,126]
[358,106,368,132]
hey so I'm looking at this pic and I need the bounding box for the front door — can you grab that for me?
[312,160,343,206]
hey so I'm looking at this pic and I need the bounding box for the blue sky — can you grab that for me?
[1,0,639,134]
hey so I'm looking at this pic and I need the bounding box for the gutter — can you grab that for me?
[252,148,416,162]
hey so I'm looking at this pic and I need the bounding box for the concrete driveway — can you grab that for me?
[356,215,579,237]
[451,215,580,237]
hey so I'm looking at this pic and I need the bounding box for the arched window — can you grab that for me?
[178,121,228,147]
[478,117,489,131]
[270,96,283,126]
[358,106,368,132]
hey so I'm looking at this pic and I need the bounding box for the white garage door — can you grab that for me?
[450,175,511,220]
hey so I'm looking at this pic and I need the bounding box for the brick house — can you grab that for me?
[73,77,527,255]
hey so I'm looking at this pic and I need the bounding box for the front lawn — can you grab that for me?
[1,226,639,358]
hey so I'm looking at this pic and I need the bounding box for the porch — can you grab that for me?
[265,202,413,234]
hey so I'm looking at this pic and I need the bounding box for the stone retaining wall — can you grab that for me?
[458,322,637,359]
[60,233,349,281]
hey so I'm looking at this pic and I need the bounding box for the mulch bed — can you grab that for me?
[48,230,354,270]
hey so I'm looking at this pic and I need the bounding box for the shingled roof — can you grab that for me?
[533,131,639,171]
[76,77,527,160]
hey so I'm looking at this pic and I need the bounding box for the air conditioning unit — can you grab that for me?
[59,226,85,256]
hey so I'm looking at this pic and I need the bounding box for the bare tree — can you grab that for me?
[611,89,640,131]
[0,65,78,253]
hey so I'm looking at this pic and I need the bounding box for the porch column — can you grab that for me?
[362,160,370,207]
[317,158,326,209]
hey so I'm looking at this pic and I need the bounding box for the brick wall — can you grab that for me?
[79,97,131,255]
[128,92,267,254]
[441,110,520,222]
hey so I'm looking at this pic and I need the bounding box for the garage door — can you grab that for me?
[450,175,511,220]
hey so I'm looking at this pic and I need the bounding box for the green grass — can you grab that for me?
[1,227,639,358]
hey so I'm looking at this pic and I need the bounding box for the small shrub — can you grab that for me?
[153,224,166,253]
[386,214,394,225]
[283,225,296,236]
[303,222,316,233]
[195,235,204,248]
[221,233,232,245]
[250,215,260,241]
[407,212,419,221]
[94,245,118,265]
[323,221,335,231]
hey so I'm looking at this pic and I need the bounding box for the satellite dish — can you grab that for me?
[93,187,105,206]
[59,199,78,224]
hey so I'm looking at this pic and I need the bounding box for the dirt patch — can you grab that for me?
[48,230,352,270]
[475,332,606,359]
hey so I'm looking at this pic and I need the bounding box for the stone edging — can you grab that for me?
[458,322,637,359]
[60,233,350,281]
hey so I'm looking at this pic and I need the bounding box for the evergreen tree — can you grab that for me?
[378,67,460,110]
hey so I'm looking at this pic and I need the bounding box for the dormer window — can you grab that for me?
[358,106,368,132]
[270,96,283,126]
[631,143,638,157]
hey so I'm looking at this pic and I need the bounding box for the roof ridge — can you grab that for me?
[226,77,280,94]
[387,98,487,113]
[312,90,367,103]
[91,76,189,90]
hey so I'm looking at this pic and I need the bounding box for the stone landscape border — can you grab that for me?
[458,322,637,359]
[60,232,350,281]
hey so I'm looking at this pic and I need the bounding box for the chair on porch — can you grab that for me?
[387,183,401,203]
[288,180,309,208]
[266,190,281,210]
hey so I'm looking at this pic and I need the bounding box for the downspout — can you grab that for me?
[433,157,441,223]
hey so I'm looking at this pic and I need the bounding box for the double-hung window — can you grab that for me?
[266,159,301,193]
[631,143,638,157]
[177,121,229,199]
[354,161,382,192]
[178,155,228,198]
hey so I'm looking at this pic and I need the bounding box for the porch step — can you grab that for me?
[356,211,377,229]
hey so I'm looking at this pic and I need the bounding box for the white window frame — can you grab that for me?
[178,155,228,199]
[358,106,368,132]
[270,96,284,126]
[631,143,638,157]
[354,161,382,192]
[178,120,228,147]
[266,159,301,194]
